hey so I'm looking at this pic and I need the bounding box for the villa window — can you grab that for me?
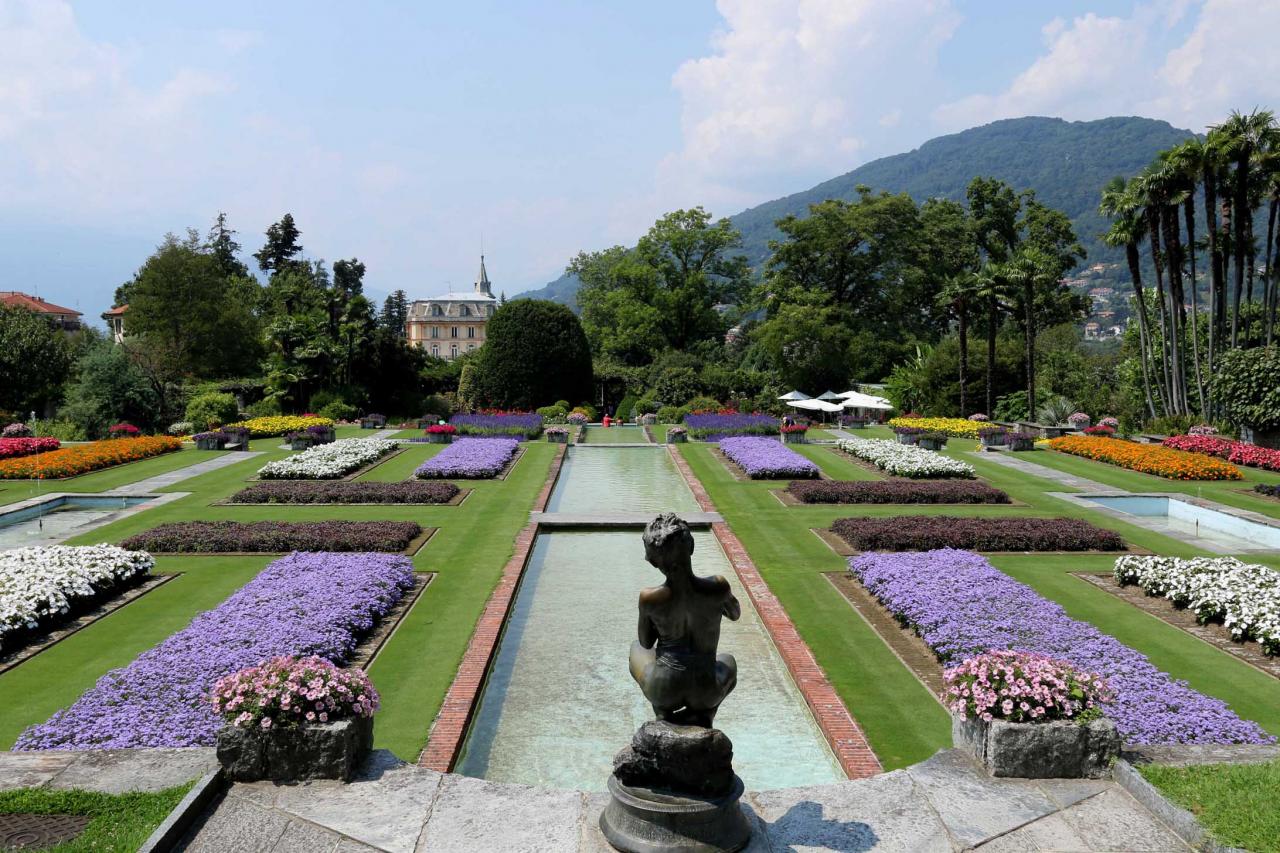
[451,327,459,338]
[451,344,458,358]
[431,345,439,357]
[460,305,470,317]
[431,326,440,339]
[467,326,475,338]
[431,304,442,317]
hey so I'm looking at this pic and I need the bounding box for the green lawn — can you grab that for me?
[0,437,556,761]
[677,428,1280,771]
[0,784,194,853]
[1140,761,1280,852]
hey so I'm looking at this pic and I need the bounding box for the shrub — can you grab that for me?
[211,656,378,730]
[719,437,819,479]
[945,650,1111,724]
[319,400,358,422]
[684,395,721,413]
[185,392,240,430]
[566,412,589,425]
[469,300,593,409]
[31,418,87,442]
[230,480,459,504]
[0,436,181,479]
[245,397,283,418]
[831,515,1124,551]
[657,405,681,424]
[1,422,32,438]
[1036,395,1075,425]
[119,520,422,553]
[536,405,567,422]
[168,421,194,436]
[108,423,140,437]
[615,394,639,422]
[787,480,1009,504]
[1048,436,1242,480]
[1214,347,1280,432]
[993,390,1030,422]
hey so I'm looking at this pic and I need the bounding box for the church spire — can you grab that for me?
[475,254,492,295]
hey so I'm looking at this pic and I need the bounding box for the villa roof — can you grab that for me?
[102,304,129,316]
[0,291,81,316]
[420,291,497,302]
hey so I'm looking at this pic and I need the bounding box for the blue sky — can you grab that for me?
[1,0,1273,323]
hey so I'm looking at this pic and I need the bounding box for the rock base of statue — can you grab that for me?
[600,721,751,853]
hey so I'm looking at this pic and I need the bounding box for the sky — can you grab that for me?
[2,0,1279,323]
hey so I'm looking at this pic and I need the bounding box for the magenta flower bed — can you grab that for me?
[848,549,1273,744]
[1163,435,1280,473]
[15,552,415,749]
[415,437,519,479]
[229,481,459,504]
[720,437,818,479]
[119,520,421,552]
[0,437,60,460]
[788,480,1010,504]
[831,515,1124,551]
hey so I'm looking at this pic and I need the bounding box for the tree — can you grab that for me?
[1100,177,1158,418]
[753,301,855,392]
[1214,347,1280,442]
[61,339,160,436]
[471,300,593,408]
[332,259,366,299]
[936,273,980,416]
[254,213,305,275]
[0,305,72,416]
[205,212,249,279]
[570,246,665,365]
[1213,110,1276,347]
[379,290,409,336]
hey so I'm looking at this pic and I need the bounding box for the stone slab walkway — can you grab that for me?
[178,749,1194,852]
[0,748,216,794]
[960,449,1116,492]
[114,451,264,494]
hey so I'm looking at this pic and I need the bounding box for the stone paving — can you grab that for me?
[0,748,217,794]
[178,749,1195,852]
[114,450,264,494]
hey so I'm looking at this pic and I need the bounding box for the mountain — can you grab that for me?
[517,116,1196,308]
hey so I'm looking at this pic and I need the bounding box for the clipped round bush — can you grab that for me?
[210,655,379,730]
[469,300,593,409]
[944,649,1112,724]
[2,422,33,438]
[168,421,194,436]
[319,400,358,422]
[186,392,241,430]
[656,405,681,424]
[684,395,721,413]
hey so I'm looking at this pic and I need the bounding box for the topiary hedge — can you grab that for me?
[469,300,593,410]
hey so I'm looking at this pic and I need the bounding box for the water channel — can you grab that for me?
[456,442,844,791]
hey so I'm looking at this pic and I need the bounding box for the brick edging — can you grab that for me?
[666,445,884,779]
[418,443,568,771]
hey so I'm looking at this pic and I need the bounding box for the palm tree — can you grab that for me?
[1100,177,1159,418]
[1132,167,1180,414]
[1200,131,1228,398]
[1001,250,1057,417]
[937,272,980,416]
[972,264,1008,417]
[1165,140,1208,413]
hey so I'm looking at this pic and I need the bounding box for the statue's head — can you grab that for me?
[643,513,694,576]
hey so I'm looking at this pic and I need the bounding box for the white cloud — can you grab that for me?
[934,0,1280,135]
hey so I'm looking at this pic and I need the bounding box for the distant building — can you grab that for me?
[102,304,128,343]
[725,325,743,344]
[405,256,498,360]
[0,291,82,332]
[1084,322,1100,339]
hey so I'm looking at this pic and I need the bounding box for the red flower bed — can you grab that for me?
[1163,435,1280,472]
[0,437,60,460]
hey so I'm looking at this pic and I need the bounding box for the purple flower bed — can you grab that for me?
[831,516,1124,551]
[848,549,1274,744]
[119,520,421,552]
[15,552,415,749]
[449,413,543,439]
[787,480,1010,504]
[229,481,459,504]
[684,413,778,441]
[720,436,818,479]
[415,437,519,479]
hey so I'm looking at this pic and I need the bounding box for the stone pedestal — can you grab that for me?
[601,721,751,852]
[952,714,1118,779]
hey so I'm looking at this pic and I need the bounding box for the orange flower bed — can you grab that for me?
[1046,435,1242,481]
[0,436,182,479]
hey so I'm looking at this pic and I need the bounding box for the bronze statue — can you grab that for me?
[628,513,741,728]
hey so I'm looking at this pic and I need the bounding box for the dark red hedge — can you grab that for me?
[120,521,422,553]
[787,480,1010,504]
[229,481,459,504]
[830,516,1124,552]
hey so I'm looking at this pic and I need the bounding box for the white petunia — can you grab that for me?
[0,545,154,638]
[836,437,975,479]
[256,438,398,480]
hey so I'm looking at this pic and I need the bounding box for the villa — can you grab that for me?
[405,256,497,360]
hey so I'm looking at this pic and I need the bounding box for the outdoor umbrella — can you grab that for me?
[816,390,843,401]
[777,390,811,401]
[786,398,843,424]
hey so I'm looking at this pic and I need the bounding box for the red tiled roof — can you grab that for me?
[102,304,129,316]
[0,291,82,316]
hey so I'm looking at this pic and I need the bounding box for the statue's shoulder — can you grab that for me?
[701,574,731,593]
[638,585,671,606]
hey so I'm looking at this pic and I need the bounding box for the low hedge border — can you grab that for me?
[829,515,1126,552]
[785,479,1011,505]
[225,481,463,505]
[119,521,427,554]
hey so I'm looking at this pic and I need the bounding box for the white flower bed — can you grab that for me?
[836,437,975,479]
[1115,555,1280,655]
[1,545,153,639]
[257,438,398,480]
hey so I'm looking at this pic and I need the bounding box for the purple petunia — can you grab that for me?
[848,549,1274,745]
[720,436,819,479]
[415,437,519,479]
[449,413,543,439]
[683,413,778,441]
[14,552,415,750]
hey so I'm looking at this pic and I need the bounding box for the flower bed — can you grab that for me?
[449,412,542,439]
[836,437,975,479]
[719,436,818,479]
[426,424,457,435]
[415,437,519,479]
[0,436,181,479]
[212,656,378,731]
[832,515,1124,551]
[1114,556,1280,656]
[108,423,140,438]
[119,520,422,553]
[888,417,982,439]
[1,545,153,644]
[1255,483,1280,499]
[1082,425,1116,436]
[848,549,1273,744]
[946,649,1111,724]
[1,423,32,438]
[228,481,459,505]
[224,415,335,438]
[683,412,778,441]
[1164,435,1280,473]
[15,552,414,749]
[1047,436,1242,480]
[256,438,398,480]
[787,479,1009,504]
[0,437,60,460]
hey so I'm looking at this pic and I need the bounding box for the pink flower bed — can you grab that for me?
[211,656,378,731]
[945,649,1112,724]
[1163,435,1280,472]
[0,437,60,460]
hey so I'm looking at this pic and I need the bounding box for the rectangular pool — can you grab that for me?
[1084,495,1280,552]
[0,495,153,548]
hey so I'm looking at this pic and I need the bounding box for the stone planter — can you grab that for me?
[417,418,436,430]
[426,433,453,444]
[216,716,374,783]
[195,437,227,451]
[290,437,316,451]
[1009,437,1036,452]
[640,413,657,425]
[782,432,807,444]
[360,418,384,430]
[1240,426,1280,449]
[896,433,920,446]
[952,714,1118,779]
[667,433,688,444]
[311,428,336,444]
[979,435,1006,450]
[918,437,947,452]
[546,432,569,444]
[844,420,867,430]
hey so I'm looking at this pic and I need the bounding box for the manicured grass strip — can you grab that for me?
[1139,761,1280,853]
[0,783,193,853]
[0,447,219,507]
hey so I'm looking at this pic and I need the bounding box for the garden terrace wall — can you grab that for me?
[1047,435,1241,481]
[787,479,1009,505]
[229,481,460,505]
[0,436,181,479]
[719,436,818,479]
[831,515,1125,552]
[15,551,414,749]
[119,520,422,553]
[415,437,519,479]
[848,549,1273,745]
